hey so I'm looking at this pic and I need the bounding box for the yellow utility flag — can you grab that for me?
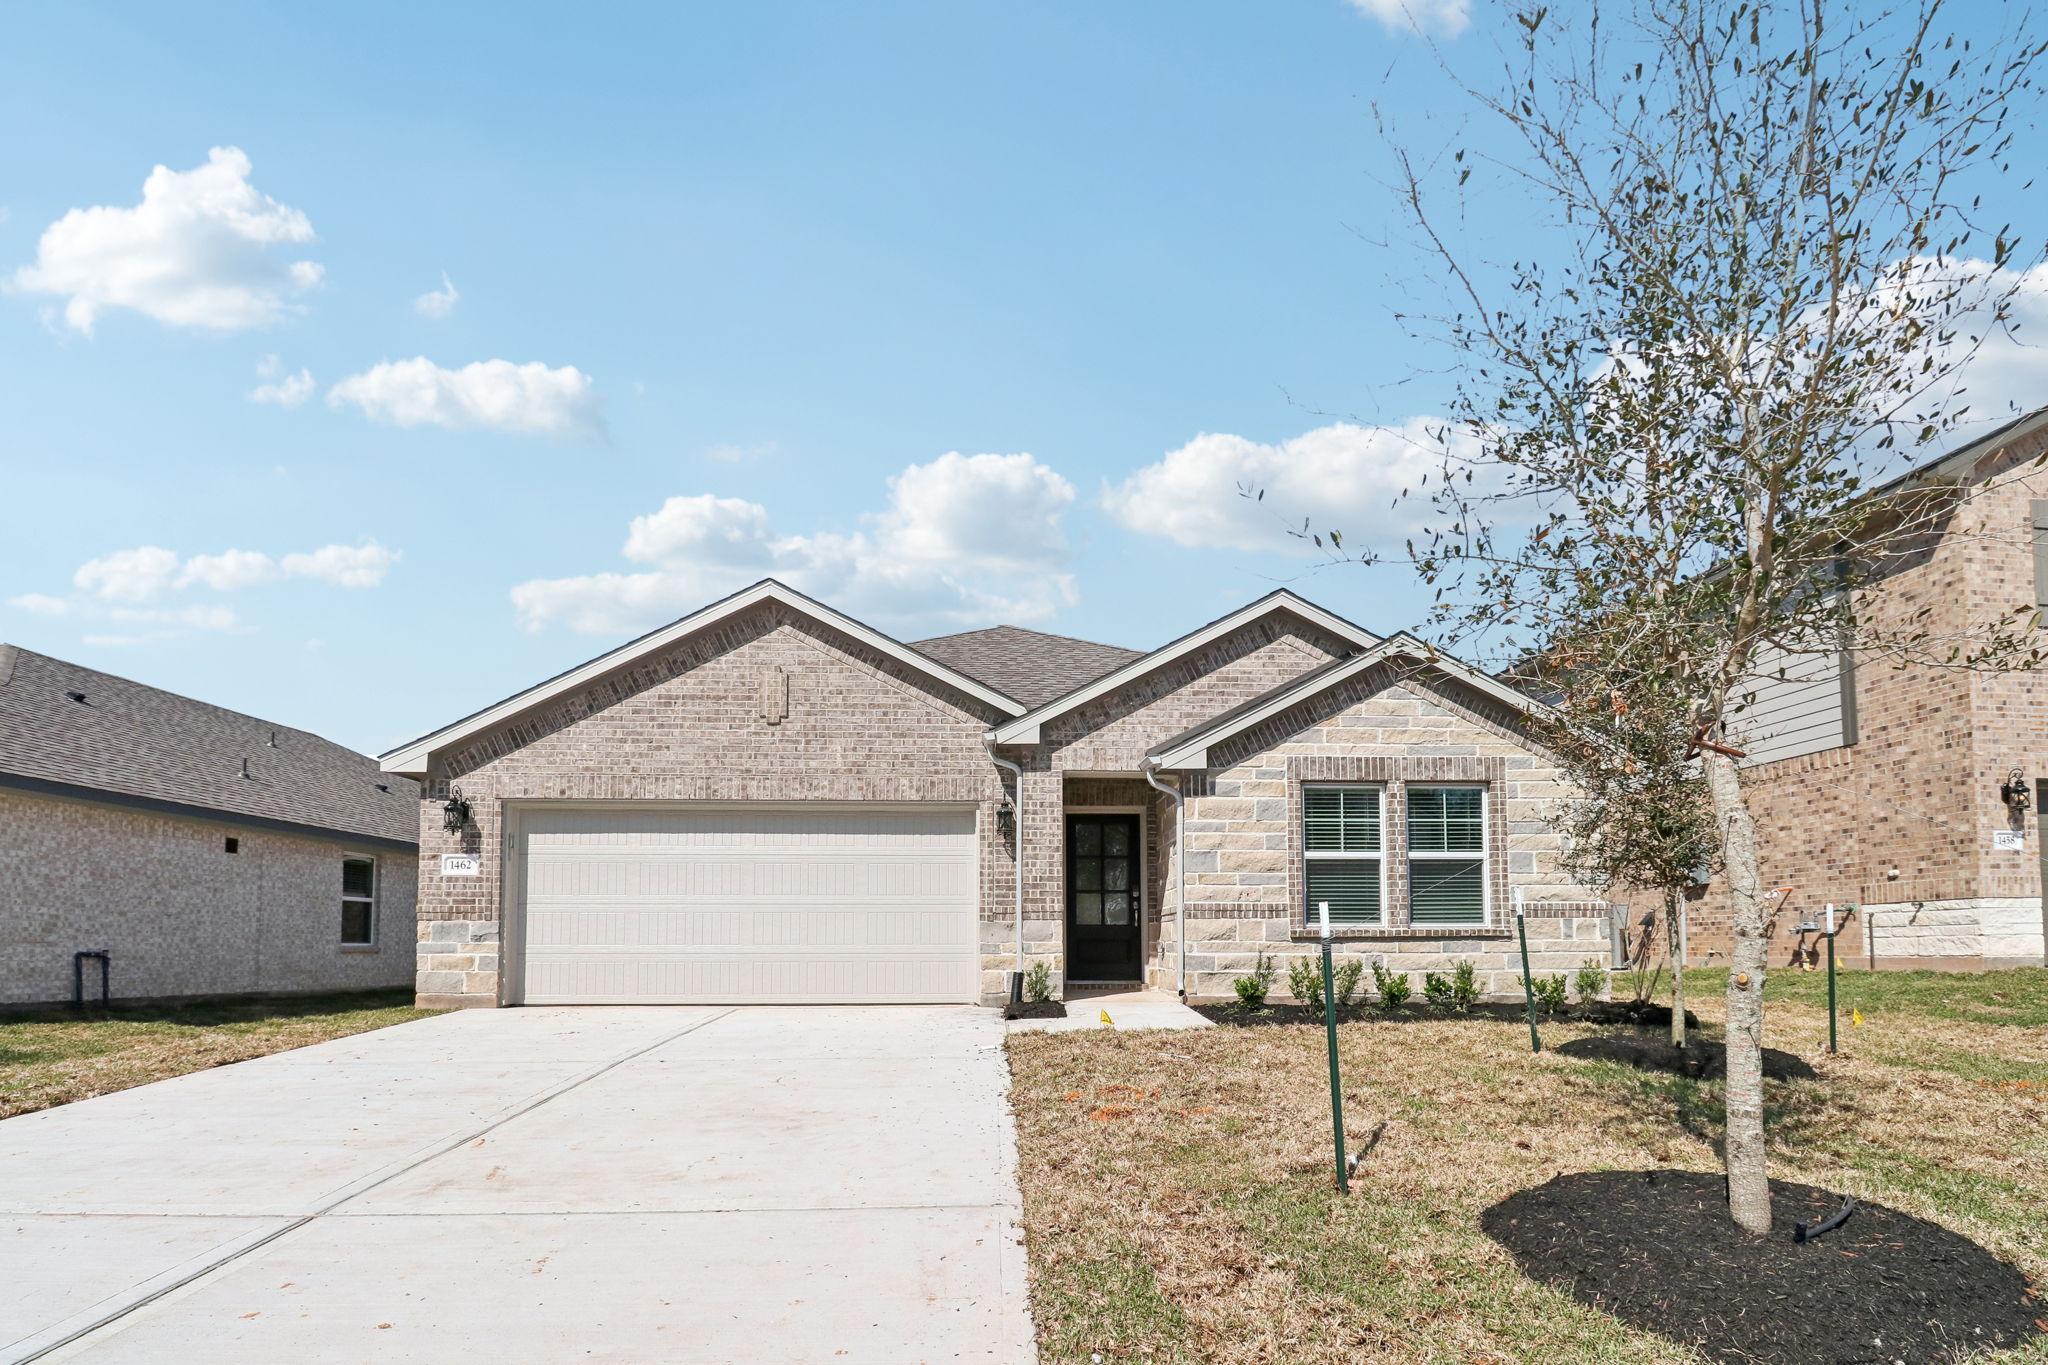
[1851,1007,1864,1027]
[1099,1010,1116,1028]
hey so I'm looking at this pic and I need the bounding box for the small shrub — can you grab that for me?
[1287,955,1323,1011]
[1422,971,1456,1011]
[1450,960,1481,1012]
[1292,955,1366,1013]
[1574,959,1610,1004]
[1371,959,1413,1008]
[1023,960,1053,1003]
[1233,950,1277,1011]
[1522,974,1570,1014]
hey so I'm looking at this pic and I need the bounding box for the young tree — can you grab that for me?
[1551,690,1718,1049]
[1367,0,2046,1234]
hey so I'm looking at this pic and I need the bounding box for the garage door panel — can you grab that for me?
[518,806,978,1005]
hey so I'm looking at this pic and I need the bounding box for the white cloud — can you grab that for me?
[7,593,71,615]
[279,541,401,587]
[108,603,242,631]
[327,357,601,437]
[247,354,315,406]
[74,545,182,601]
[512,452,1078,637]
[178,548,280,591]
[11,147,321,334]
[1348,0,1470,36]
[414,272,459,318]
[1102,420,1465,554]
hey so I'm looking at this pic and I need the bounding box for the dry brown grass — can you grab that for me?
[1006,970,2048,1364]
[0,989,439,1119]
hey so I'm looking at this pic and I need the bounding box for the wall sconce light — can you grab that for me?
[996,799,1015,838]
[2000,768,2031,812]
[442,788,473,833]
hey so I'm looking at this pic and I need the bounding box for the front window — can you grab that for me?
[1303,786,1383,924]
[1407,786,1487,924]
[341,858,377,946]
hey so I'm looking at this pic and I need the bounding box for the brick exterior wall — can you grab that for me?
[0,787,416,1005]
[1680,427,2048,971]
[412,602,1013,1007]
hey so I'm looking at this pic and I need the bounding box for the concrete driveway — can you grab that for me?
[0,1007,1035,1364]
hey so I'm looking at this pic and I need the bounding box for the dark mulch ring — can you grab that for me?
[1003,1000,1067,1020]
[1192,1000,1701,1030]
[1483,1170,2043,1365]
[1553,1033,1819,1081]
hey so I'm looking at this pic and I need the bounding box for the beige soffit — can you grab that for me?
[379,579,1028,776]
[1144,632,1553,769]
[987,590,1383,746]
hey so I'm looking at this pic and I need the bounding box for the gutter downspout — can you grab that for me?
[1142,758,1188,1000]
[983,734,1027,998]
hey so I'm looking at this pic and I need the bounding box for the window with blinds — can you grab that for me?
[1407,786,1486,924]
[1303,786,1382,923]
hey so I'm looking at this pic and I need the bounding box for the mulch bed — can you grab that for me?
[1482,1170,2042,1365]
[1004,1001,1067,1020]
[1553,1034,1819,1081]
[1192,1001,1700,1030]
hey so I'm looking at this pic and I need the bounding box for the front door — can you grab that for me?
[1065,813,1142,982]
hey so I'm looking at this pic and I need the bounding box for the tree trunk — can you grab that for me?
[1701,748,1772,1236]
[1666,886,1687,1049]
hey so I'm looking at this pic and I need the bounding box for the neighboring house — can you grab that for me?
[1695,408,2048,970]
[379,580,1610,1009]
[0,646,419,1006]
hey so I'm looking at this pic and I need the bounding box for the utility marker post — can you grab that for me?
[1514,887,1541,1053]
[1318,900,1349,1194]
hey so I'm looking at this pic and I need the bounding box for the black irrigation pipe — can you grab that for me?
[1794,1197,1857,1244]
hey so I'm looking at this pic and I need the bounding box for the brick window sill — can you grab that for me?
[339,944,382,954]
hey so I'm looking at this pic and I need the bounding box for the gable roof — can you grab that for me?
[912,626,1144,708]
[0,644,417,849]
[987,590,1384,745]
[378,579,1029,776]
[1144,632,1553,769]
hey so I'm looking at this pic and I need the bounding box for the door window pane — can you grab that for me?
[1104,860,1129,891]
[1074,893,1103,925]
[1074,857,1102,891]
[1104,824,1130,856]
[1073,823,1101,855]
[1104,892,1130,925]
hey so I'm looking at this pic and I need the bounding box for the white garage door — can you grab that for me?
[516,805,979,1005]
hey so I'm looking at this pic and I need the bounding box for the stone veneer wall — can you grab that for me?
[0,787,416,1005]
[1143,664,1610,1000]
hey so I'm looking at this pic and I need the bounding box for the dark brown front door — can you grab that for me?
[1066,813,1141,981]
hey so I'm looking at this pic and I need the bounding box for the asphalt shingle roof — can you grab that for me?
[0,644,417,846]
[911,626,1145,708]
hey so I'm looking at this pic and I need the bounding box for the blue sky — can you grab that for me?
[3,0,2041,755]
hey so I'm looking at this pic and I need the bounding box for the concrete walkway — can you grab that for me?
[1006,987,1216,1034]
[0,1007,1034,1364]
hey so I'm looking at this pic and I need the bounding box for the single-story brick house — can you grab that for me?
[0,645,419,1006]
[379,580,1612,1009]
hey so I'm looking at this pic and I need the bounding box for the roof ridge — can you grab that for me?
[911,623,1141,653]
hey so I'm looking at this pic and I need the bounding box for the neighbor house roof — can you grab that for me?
[0,644,417,850]
[379,579,1031,776]
[1144,632,1553,769]
[912,626,1144,708]
[987,590,1384,745]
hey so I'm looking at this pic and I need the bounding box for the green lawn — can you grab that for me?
[1008,966,2048,1364]
[0,988,439,1120]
